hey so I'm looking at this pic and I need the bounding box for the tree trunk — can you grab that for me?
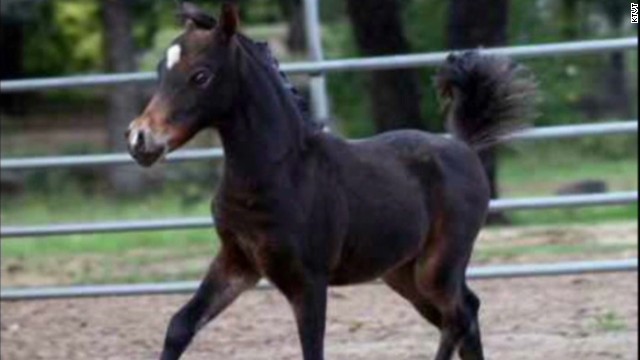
[0,15,25,115]
[599,0,631,118]
[277,0,306,53]
[604,51,631,117]
[346,0,424,131]
[560,0,579,40]
[101,0,145,194]
[447,0,510,225]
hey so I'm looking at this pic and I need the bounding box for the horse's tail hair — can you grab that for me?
[436,51,538,150]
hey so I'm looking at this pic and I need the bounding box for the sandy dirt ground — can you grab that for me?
[2,271,638,360]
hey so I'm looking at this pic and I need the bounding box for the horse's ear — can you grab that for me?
[185,18,197,31]
[179,2,217,30]
[219,2,239,38]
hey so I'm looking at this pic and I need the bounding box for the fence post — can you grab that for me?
[302,0,332,128]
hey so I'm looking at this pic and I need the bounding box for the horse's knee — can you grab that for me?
[415,265,461,309]
[450,289,481,330]
[465,288,481,315]
[418,282,477,335]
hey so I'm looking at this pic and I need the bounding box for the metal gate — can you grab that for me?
[0,0,637,300]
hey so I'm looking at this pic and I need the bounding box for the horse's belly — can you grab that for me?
[328,251,413,286]
[328,229,424,286]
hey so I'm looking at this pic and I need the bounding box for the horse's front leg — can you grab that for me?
[290,277,328,360]
[267,257,328,360]
[159,244,259,360]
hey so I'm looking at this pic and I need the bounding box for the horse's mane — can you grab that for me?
[237,35,324,130]
[253,41,311,120]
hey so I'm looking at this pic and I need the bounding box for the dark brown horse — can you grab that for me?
[126,3,537,360]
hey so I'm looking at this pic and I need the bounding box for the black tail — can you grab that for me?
[436,51,538,149]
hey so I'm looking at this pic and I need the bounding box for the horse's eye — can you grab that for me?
[191,70,211,87]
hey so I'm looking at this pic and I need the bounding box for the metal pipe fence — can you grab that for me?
[1,258,636,301]
[0,38,636,93]
[1,121,637,170]
[280,36,638,74]
[0,0,637,300]
[302,0,331,123]
[1,192,637,238]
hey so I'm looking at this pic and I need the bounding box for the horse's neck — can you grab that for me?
[218,55,308,184]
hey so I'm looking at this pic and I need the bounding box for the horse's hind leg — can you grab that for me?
[384,260,483,360]
[415,213,485,360]
[383,260,443,330]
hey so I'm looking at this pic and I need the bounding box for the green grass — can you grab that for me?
[508,205,638,226]
[2,188,220,282]
[500,144,637,197]
[1,228,219,285]
[497,141,638,225]
[593,311,627,332]
[2,187,212,225]
[1,229,218,259]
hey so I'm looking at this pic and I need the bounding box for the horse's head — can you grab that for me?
[126,2,240,167]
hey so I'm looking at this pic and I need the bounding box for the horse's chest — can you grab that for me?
[214,194,281,273]
[215,190,276,230]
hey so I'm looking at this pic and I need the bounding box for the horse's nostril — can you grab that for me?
[136,131,145,149]
[133,131,145,151]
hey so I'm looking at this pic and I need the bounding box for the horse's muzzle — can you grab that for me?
[125,127,167,167]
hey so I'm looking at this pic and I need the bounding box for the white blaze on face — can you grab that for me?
[166,44,182,70]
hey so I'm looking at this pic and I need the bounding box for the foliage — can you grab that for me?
[311,0,638,138]
[6,0,637,129]
[20,1,103,75]
[404,0,449,131]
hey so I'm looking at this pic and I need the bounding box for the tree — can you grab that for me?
[0,14,25,115]
[560,0,580,40]
[276,0,306,53]
[557,0,631,119]
[1,0,41,115]
[101,0,145,194]
[593,0,632,118]
[447,0,510,225]
[345,0,424,132]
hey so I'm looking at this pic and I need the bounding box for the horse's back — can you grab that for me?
[349,129,488,193]
[320,128,490,220]
[373,129,486,184]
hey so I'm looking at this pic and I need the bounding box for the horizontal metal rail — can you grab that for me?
[1,258,636,301]
[283,37,639,74]
[504,120,638,141]
[1,148,225,170]
[490,192,638,211]
[1,192,636,238]
[0,38,636,93]
[1,121,636,170]
[0,218,214,238]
